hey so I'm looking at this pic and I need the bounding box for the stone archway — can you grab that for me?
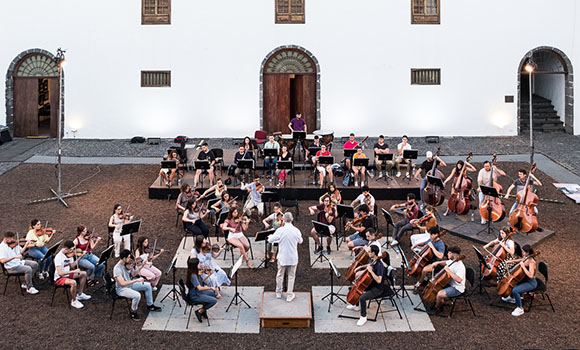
[517,46,574,134]
[260,45,320,133]
[5,48,60,137]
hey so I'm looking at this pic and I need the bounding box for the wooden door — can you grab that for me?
[49,78,59,137]
[13,78,39,137]
[298,74,316,132]
[263,74,291,133]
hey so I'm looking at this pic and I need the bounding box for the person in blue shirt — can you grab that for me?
[412,226,446,294]
[186,257,219,323]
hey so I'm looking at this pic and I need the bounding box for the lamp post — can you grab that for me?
[524,55,536,162]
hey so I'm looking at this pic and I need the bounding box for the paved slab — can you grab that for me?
[175,236,266,270]
[24,155,161,164]
[308,237,401,269]
[143,285,263,333]
[0,138,47,162]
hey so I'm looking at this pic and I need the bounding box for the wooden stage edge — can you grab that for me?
[259,292,312,328]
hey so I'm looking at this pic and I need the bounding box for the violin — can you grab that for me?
[423,147,445,206]
[234,214,251,224]
[480,154,506,222]
[481,230,516,280]
[256,183,264,192]
[202,243,221,254]
[508,163,539,233]
[75,248,88,258]
[410,213,433,227]
[9,239,37,248]
[422,254,465,303]
[407,230,446,277]
[497,250,540,297]
[346,251,387,305]
[447,152,473,215]
[345,213,368,230]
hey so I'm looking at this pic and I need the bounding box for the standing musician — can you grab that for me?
[134,236,164,291]
[176,184,195,214]
[194,143,216,188]
[373,135,392,178]
[233,145,254,182]
[411,227,446,295]
[309,196,338,254]
[504,168,542,216]
[500,245,537,317]
[109,204,132,258]
[424,246,465,315]
[320,184,342,205]
[187,257,219,323]
[351,186,375,215]
[409,205,438,247]
[346,244,390,326]
[414,151,447,207]
[345,204,375,250]
[25,219,53,278]
[54,240,92,309]
[288,112,307,160]
[263,134,280,176]
[222,208,254,268]
[352,146,367,187]
[73,225,104,286]
[442,160,476,216]
[190,235,230,297]
[241,175,264,217]
[313,143,333,188]
[262,204,284,262]
[395,135,412,178]
[477,160,506,224]
[483,226,516,282]
[182,199,210,238]
[389,193,419,246]
[160,150,180,187]
[343,133,359,171]
[0,231,39,294]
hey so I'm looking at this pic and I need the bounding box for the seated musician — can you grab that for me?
[395,135,412,178]
[114,249,162,320]
[346,244,391,326]
[409,205,438,248]
[160,150,179,187]
[200,178,227,200]
[190,236,230,298]
[352,228,381,256]
[183,199,210,238]
[352,146,367,187]
[484,226,516,282]
[241,175,264,217]
[374,135,392,178]
[222,208,254,268]
[343,133,359,171]
[313,144,333,188]
[425,245,465,314]
[194,143,216,188]
[345,204,374,250]
[233,145,253,182]
[306,135,322,161]
[477,160,506,224]
[309,196,338,254]
[504,168,542,216]
[187,257,219,322]
[54,240,91,309]
[176,184,195,214]
[389,193,419,246]
[442,160,476,216]
[242,136,257,156]
[276,145,292,186]
[25,218,53,278]
[351,186,375,215]
[0,231,39,294]
[412,226,446,293]
[320,184,342,205]
[109,204,132,258]
[73,225,104,286]
[500,245,537,317]
[134,236,164,291]
[262,203,284,262]
[414,151,447,207]
[212,191,236,215]
[263,135,280,176]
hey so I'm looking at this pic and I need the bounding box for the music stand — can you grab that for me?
[353,158,369,181]
[121,220,141,250]
[472,246,492,299]
[194,160,211,187]
[40,240,62,266]
[311,221,332,267]
[226,256,251,312]
[254,229,275,269]
[97,244,114,274]
[292,131,307,161]
[263,148,278,158]
[308,146,321,158]
[277,160,294,185]
[336,204,354,248]
[318,156,334,165]
[261,191,279,215]
[376,153,394,183]
[426,175,444,189]
[321,258,346,312]
[161,160,178,169]
[402,149,418,181]
[477,185,500,235]
[343,149,357,158]
[393,245,413,304]
[216,208,230,241]
[160,255,181,307]
[381,208,395,248]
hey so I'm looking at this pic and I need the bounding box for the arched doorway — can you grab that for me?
[518,47,573,134]
[6,50,59,137]
[260,46,320,133]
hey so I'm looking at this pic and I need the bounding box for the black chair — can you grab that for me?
[176,209,184,228]
[1,262,25,296]
[48,256,71,308]
[447,267,476,318]
[368,263,402,321]
[280,188,299,217]
[104,272,132,320]
[526,261,555,313]
[178,279,210,327]
[211,148,225,176]
[222,230,254,263]
[107,224,114,247]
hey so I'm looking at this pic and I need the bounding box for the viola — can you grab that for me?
[346,252,387,305]
[423,147,445,206]
[422,254,465,303]
[497,251,540,297]
[508,163,539,233]
[447,152,473,215]
[480,154,506,222]
[407,230,446,277]
[481,230,516,280]
[345,213,369,230]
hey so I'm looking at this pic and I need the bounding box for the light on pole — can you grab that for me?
[524,56,536,161]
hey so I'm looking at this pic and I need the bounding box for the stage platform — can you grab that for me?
[259,292,312,328]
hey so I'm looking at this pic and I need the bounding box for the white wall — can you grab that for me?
[0,0,579,138]
[534,74,565,121]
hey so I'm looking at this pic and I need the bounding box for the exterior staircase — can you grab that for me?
[520,94,565,133]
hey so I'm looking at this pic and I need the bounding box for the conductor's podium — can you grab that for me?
[259,291,312,328]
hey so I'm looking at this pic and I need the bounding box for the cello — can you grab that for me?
[345,233,383,282]
[480,154,506,222]
[422,147,445,206]
[481,229,516,280]
[422,254,465,303]
[508,163,539,233]
[407,230,446,277]
[447,153,473,215]
[497,250,540,297]
[346,252,387,305]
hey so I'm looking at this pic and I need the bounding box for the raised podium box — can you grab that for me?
[259,291,312,328]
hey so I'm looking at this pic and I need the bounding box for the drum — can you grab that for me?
[314,130,334,146]
[280,134,295,151]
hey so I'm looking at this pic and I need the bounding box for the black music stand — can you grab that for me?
[40,239,62,267]
[236,159,254,185]
[472,245,492,300]
[263,148,278,175]
[381,208,395,248]
[160,255,181,307]
[311,221,332,267]
[254,229,275,269]
[261,191,279,215]
[308,146,321,159]
[426,175,444,189]
[194,160,211,188]
[318,156,334,165]
[276,160,294,186]
[161,160,178,187]
[321,258,346,312]
[343,149,357,159]
[97,244,114,274]
[121,220,141,251]
[336,204,355,249]
[216,208,230,241]
[393,245,413,304]
[477,185,500,235]
[226,256,251,312]
[376,153,394,183]
[402,149,418,181]
[292,131,307,162]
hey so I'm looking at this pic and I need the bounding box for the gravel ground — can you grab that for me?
[0,161,579,349]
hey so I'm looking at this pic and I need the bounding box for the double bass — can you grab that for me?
[481,229,516,280]
[346,252,387,305]
[508,163,539,233]
[407,230,446,277]
[422,147,445,206]
[480,154,506,222]
[497,250,540,297]
[422,254,465,303]
[447,153,473,215]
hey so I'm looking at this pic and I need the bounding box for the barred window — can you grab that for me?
[411,69,441,85]
[142,0,171,25]
[276,0,305,24]
[412,0,440,24]
[141,71,171,87]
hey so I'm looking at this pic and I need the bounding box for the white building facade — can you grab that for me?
[1,0,579,139]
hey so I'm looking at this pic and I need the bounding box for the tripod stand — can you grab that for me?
[161,256,181,307]
[321,259,346,312]
[310,221,331,267]
[254,229,275,269]
[394,245,413,304]
[226,257,251,312]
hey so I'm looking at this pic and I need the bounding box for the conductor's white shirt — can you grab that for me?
[268,223,303,266]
